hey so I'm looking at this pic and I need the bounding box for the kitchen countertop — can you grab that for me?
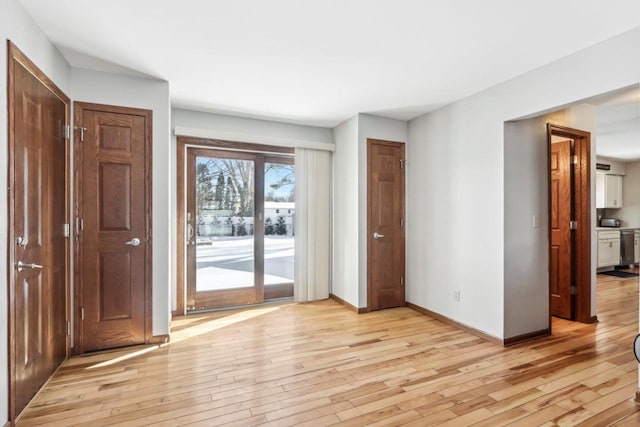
[596,227,640,231]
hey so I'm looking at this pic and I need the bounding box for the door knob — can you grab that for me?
[373,232,385,239]
[125,237,141,246]
[17,261,43,272]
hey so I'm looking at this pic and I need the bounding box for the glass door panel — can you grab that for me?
[196,156,255,291]
[264,157,295,300]
[184,147,294,311]
[186,149,262,310]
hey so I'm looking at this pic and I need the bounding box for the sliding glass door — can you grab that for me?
[264,157,295,300]
[185,147,294,311]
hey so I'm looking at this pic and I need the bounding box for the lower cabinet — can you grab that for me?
[597,230,621,268]
[635,232,640,264]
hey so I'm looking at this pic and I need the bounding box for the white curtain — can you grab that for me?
[294,148,331,302]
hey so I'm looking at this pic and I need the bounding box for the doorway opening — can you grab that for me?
[176,137,295,313]
[547,124,593,324]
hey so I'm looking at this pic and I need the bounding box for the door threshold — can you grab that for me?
[187,297,294,315]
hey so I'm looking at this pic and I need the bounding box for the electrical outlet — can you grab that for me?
[454,290,461,302]
[532,215,539,228]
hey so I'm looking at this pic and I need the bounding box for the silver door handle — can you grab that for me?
[373,232,385,239]
[17,261,43,272]
[125,237,141,246]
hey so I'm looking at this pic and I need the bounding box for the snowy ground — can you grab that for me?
[196,236,294,291]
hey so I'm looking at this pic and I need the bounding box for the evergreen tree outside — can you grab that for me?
[214,173,225,209]
[195,163,214,227]
[224,176,235,211]
[275,215,287,235]
[236,217,248,236]
[264,217,274,235]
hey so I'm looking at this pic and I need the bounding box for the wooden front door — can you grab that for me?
[75,103,152,352]
[550,139,573,319]
[367,139,405,311]
[8,42,70,418]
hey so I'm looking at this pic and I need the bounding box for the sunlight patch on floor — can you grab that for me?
[167,305,282,344]
[85,345,160,370]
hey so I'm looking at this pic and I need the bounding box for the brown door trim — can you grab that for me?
[547,124,593,325]
[73,102,153,354]
[366,138,406,312]
[7,41,71,422]
[175,137,293,315]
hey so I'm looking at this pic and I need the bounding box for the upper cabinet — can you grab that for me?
[596,174,623,209]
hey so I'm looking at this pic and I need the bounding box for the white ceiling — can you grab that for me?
[591,86,640,161]
[19,0,640,127]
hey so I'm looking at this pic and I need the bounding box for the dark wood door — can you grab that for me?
[550,139,573,319]
[9,43,69,417]
[367,139,405,311]
[76,103,151,352]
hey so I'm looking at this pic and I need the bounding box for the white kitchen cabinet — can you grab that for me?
[635,231,640,264]
[596,174,623,209]
[597,230,621,268]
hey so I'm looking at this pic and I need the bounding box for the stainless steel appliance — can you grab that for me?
[600,218,621,227]
[621,230,635,267]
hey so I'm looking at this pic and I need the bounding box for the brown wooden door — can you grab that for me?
[550,139,573,319]
[76,103,151,352]
[9,43,69,417]
[367,139,405,311]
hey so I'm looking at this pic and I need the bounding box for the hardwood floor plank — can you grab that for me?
[14,276,639,426]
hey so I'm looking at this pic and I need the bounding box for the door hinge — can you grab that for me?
[400,217,404,228]
[66,321,71,336]
[401,276,404,286]
[75,126,87,142]
[64,125,71,139]
[571,155,578,165]
[63,223,70,237]
[81,307,85,320]
[571,286,577,296]
[569,220,577,230]
[400,160,405,169]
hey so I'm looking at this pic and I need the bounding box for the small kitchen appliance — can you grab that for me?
[600,218,621,228]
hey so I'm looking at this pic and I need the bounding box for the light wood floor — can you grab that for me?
[17,276,640,426]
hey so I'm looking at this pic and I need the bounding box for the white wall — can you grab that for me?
[0,0,72,422]
[332,116,359,306]
[503,104,596,339]
[407,26,640,340]
[357,114,408,306]
[171,108,334,310]
[616,161,640,227]
[72,68,172,337]
[595,155,627,176]
[332,114,408,309]
[172,108,334,150]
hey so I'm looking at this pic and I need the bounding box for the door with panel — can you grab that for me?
[547,124,592,324]
[75,103,152,352]
[550,139,573,319]
[367,139,405,311]
[8,42,69,419]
